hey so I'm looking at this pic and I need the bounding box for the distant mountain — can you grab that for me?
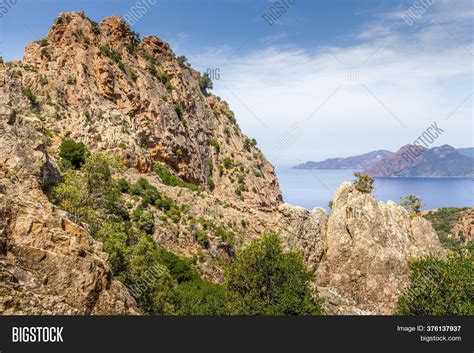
[366,144,474,178]
[293,150,392,170]
[294,145,474,178]
[457,147,474,158]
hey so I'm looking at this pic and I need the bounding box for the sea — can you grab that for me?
[275,166,474,212]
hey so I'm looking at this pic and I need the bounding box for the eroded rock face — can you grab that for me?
[452,207,474,243]
[0,104,138,315]
[277,204,328,272]
[19,11,281,210]
[279,183,445,314]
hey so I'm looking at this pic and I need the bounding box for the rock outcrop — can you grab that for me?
[278,183,444,314]
[452,207,474,243]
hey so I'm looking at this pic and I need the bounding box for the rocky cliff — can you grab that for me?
[20,11,281,209]
[277,183,444,314]
[0,11,445,315]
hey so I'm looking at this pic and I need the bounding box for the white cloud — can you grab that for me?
[189,1,473,165]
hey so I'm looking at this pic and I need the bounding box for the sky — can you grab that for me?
[0,0,472,165]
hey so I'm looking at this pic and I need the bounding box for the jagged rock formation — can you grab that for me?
[277,183,444,314]
[19,11,281,210]
[0,11,447,315]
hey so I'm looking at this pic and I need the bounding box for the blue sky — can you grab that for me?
[0,0,472,164]
[0,0,410,60]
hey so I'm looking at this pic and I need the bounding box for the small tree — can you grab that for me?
[176,55,188,66]
[198,72,213,92]
[353,172,374,194]
[401,195,423,214]
[226,233,324,315]
[59,139,89,169]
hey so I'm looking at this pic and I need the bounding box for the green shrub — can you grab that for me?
[423,207,466,239]
[174,103,184,119]
[133,209,155,235]
[176,55,188,66]
[59,139,90,169]
[67,75,76,85]
[95,221,129,276]
[169,280,231,315]
[401,195,423,214]
[153,163,200,192]
[21,87,38,106]
[153,163,180,186]
[214,226,235,247]
[130,177,162,207]
[397,255,474,315]
[223,157,233,169]
[110,50,125,71]
[148,63,158,77]
[51,153,116,226]
[89,19,100,35]
[209,139,220,153]
[226,110,236,123]
[148,64,172,90]
[353,172,374,194]
[207,178,215,191]
[226,233,324,315]
[244,138,257,151]
[195,230,209,248]
[198,72,213,92]
[157,248,197,284]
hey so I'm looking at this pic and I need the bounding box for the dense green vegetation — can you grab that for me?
[226,233,324,315]
[59,139,90,169]
[397,255,473,315]
[50,140,323,315]
[352,172,374,194]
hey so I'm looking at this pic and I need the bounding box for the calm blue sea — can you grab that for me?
[275,166,474,211]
